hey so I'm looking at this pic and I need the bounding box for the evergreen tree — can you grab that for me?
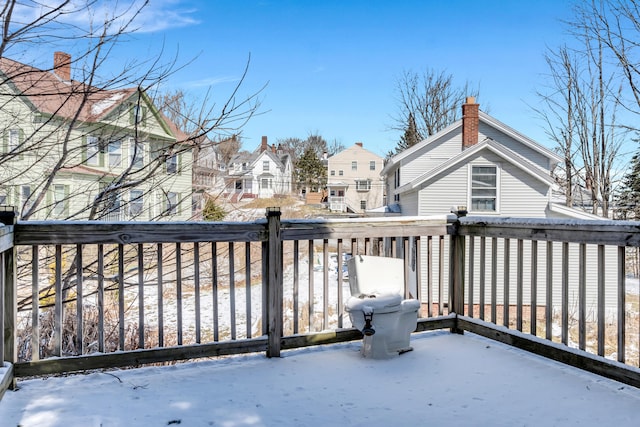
[202,198,226,221]
[295,147,327,193]
[393,113,422,155]
[615,147,640,220]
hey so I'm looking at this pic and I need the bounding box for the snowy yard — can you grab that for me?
[1,330,639,427]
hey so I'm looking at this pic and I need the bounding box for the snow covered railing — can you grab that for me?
[3,210,639,390]
[3,210,452,378]
[450,215,640,388]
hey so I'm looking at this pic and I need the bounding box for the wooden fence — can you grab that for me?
[1,209,640,399]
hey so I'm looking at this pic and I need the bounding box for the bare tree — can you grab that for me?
[537,0,629,217]
[535,46,580,207]
[391,69,480,143]
[0,1,262,221]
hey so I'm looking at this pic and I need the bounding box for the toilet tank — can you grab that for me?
[347,255,405,297]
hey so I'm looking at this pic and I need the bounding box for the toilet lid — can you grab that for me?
[345,293,402,314]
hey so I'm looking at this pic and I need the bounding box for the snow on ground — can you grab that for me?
[1,331,639,427]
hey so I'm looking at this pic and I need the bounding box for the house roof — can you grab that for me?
[58,164,119,177]
[395,138,556,195]
[229,144,290,173]
[548,203,605,220]
[381,110,562,176]
[0,56,188,142]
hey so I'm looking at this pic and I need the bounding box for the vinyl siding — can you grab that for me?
[479,122,551,170]
[417,162,468,216]
[399,128,463,185]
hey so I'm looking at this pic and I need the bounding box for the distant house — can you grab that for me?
[381,97,617,313]
[0,52,193,221]
[225,136,292,201]
[326,142,384,214]
[191,135,231,219]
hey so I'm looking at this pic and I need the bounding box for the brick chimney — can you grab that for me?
[260,136,268,152]
[53,51,71,81]
[462,96,479,148]
[355,142,363,147]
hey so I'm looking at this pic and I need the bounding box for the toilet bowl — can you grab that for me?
[345,255,420,359]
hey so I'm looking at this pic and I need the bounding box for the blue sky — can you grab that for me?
[54,1,579,156]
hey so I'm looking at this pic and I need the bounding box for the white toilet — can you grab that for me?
[345,255,421,359]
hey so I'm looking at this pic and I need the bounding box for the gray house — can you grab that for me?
[381,97,617,316]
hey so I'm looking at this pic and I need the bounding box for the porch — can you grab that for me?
[1,208,640,408]
[1,330,639,426]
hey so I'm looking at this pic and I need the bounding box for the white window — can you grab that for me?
[167,154,178,174]
[8,129,20,151]
[166,192,178,215]
[356,179,371,191]
[86,136,100,166]
[108,140,121,167]
[261,178,271,189]
[370,161,376,171]
[129,189,144,217]
[360,200,367,210]
[470,165,498,212]
[130,138,144,168]
[0,188,7,205]
[351,161,357,171]
[339,170,344,176]
[330,170,335,176]
[53,184,66,216]
[263,160,269,171]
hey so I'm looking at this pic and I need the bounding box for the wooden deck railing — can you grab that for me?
[1,208,640,399]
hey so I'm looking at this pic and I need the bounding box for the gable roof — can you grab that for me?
[229,144,290,173]
[382,110,562,176]
[0,56,188,142]
[395,138,555,195]
[329,143,383,161]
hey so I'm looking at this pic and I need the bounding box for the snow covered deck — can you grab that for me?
[1,331,639,427]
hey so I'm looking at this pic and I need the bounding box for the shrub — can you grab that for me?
[202,198,226,221]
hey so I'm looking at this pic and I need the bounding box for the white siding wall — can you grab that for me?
[479,122,551,170]
[468,153,549,217]
[399,191,419,216]
[416,164,468,216]
[399,129,463,185]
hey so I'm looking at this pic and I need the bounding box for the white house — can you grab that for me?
[226,136,292,201]
[381,97,617,315]
[326,142,385,214]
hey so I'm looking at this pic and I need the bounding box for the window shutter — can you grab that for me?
[81,135,87,163]
[18,128,24,159]
[64,185,70,216]
[46,189,52,215]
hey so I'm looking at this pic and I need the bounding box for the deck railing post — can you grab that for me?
[265,207,283,357]
[1,206,17,390]
[448,207,466,334]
